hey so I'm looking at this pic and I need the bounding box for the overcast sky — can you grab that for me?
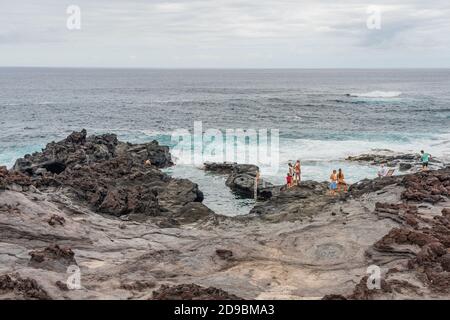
[1,0,450,68]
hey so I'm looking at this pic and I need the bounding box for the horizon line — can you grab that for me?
[1,66,450,70]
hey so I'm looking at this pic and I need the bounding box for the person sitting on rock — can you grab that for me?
[420,150,431,171]
[337,168,348,192]
[377,164,388,177]
[329,170,338,195]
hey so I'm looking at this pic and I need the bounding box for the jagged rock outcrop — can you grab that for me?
[401,169,450,203]
[13,129,173,175]
[204,162,275,199]
[28,245,77,272]
[0,166,32,191]
[11,130,209,222]
[349,175,402,197]
[0,273,51,300]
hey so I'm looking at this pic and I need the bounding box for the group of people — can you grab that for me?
[284,150,432,195]
[377,150,432,177]
[285,160,301,188]
[284,160,348,195]
[328,168,348,195]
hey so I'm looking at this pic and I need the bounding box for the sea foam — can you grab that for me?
[348,91,402,98]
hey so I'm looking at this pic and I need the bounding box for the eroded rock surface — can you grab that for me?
[0,133,448,300]
[325,167,450,299]
[249,181,331,222]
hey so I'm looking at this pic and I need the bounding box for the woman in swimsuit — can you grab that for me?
[337,168,348,192]
[294,160,301,186]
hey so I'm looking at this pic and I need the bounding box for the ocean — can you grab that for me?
[1,68,449,215]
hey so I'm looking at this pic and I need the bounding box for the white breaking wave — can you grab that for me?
[348,91,402,98]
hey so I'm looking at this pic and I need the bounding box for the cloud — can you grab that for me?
[0,0,449,67]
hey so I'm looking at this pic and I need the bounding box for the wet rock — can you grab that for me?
[204,162,274,199]
[151,283,242,300]
[204,162,238,174]
[28,245,77,272]
[399,163,413,171]
[225,164,273,198]
[225,173,273,198]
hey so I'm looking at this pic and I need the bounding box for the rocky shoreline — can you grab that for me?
[0,130,449,300]
[346,149,446,173]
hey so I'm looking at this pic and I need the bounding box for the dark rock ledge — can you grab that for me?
[7,129,211,223]
[203,162,277,200]
[346,151,446,172]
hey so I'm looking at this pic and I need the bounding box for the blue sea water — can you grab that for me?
[1,68,449,215]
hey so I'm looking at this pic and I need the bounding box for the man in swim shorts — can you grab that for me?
[420,150,431,171]
[329,170,337,195]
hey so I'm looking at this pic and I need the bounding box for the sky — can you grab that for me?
[1,0,450,68]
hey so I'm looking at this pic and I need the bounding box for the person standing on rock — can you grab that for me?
[329,170,338,195]
[288,163,294,182]
[294,160,301,185]
[286,172,293,189]
[337,168,348,192]
[420,150,431,171]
